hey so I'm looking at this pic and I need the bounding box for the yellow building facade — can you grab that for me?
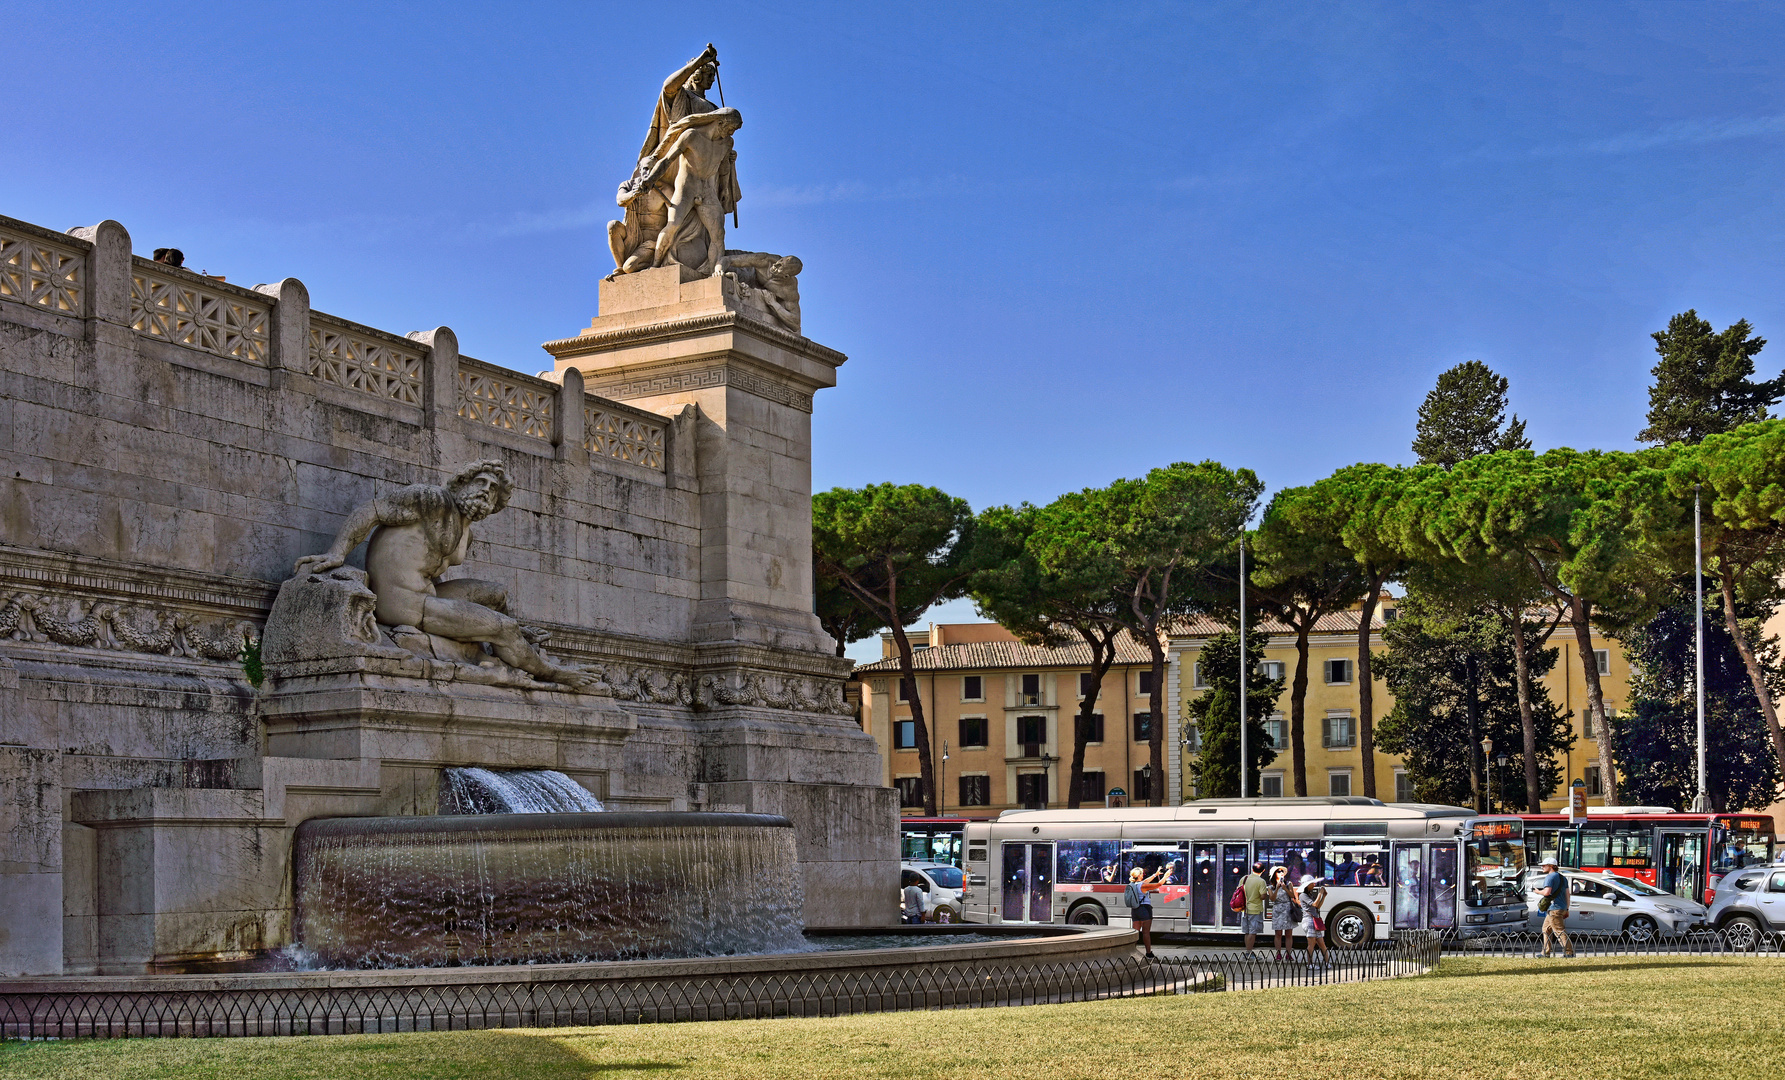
[857,610,1632,818]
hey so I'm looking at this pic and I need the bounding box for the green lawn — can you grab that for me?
[4,957,1782,1080]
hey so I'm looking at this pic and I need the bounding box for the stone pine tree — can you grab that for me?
[1249,491,1368,796]
[1411,360,1531,469]
[1375,581,1574,810]
[1666,421,1785,796]
[1638,311,1782,447]
[1614,592,1782,811]
[812,483,981,816]
[1187,629,1283,798]
[972,497,1128,809]
[1066,463,1262,806]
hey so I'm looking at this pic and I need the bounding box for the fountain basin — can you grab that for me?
[294,811,804,968]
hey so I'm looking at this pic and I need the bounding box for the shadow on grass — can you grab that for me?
[583,1064,688,1074]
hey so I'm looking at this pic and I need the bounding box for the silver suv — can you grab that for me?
[1706,865,1785,949]
[1523,869,1707,942]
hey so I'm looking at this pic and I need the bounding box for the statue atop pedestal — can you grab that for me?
[605,45,802,335]
[266,460,595,692]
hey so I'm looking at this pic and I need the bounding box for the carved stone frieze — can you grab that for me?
[693,669,849,716]
[0,591,257,663]
[599,663,694,706]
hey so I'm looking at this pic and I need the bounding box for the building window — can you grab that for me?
[1322,712,1356,749]
[1581,709,1618,739]
[962,675,983,702]
[1192,661,1208,689]
[1264,714,1286,750]
[894,776,923,807]
[1019,673,1042,705]
[1260,660,1285,682]
[1016,772,1048,809]
[1075,712,1105,744]
[1261,772,1284,798]
[1132,712,1153,742]
[1018,715,1046,755]
[1325,658,1352,685]
[1394,771,1414,803]
[1584,765,1603,797]
[1132,768,1154,802]
[1078,672,1095,698]
[959,716,987,748]
[1329,771,1352,797]
[1138,669,1156,696]
[1594,649,1609,676]
[897,678,914,702]
[894,719,917,749]
[1078,770,1106,803]
[958,774,990,806]
[1184,722,1202,753]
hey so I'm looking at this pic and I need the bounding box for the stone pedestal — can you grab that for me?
[544,265,845,653]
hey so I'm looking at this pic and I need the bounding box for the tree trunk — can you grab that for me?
[1067,630,1119,810]
[1719,572,1785,793]
[1147,636,1167,807]
[1465,653,1484,812]
[1569,595,1620,806]
[1510,614,1541,811]
[1357,578,1384,799]
[1290,621,1312,797]
[886,619,938,816]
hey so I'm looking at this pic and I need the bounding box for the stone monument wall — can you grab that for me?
[0,212,897,975]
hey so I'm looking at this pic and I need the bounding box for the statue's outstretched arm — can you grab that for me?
[293,496,415,576]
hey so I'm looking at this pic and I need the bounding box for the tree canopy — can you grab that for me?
[1186,629,1282,798]
[1412,360,1531,469]
[1639,311,1782,446]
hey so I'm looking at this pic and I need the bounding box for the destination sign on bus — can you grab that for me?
[1470,820,1521,841]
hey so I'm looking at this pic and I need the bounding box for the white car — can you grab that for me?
[1523,869,1707,942]
[901,862,964,922]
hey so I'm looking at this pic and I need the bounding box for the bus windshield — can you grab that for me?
[1711,821,1774,872]
[1464,820,1526,905]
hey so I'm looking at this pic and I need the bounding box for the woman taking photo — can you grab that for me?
[1269,866,1300,961]
[1299,876,1331,969]
[1126,864,1169,959]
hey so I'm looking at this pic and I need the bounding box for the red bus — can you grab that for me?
[1515,810,1774,907]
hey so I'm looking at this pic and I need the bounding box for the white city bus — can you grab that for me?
[959,797,1530,945]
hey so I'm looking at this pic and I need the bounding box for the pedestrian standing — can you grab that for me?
[1537,857,1574,958]
[1240,860,1269,957]
[1127,864,1168,959]
[902,872,926,925]
[1269,866,1300,961]
[1299,878,1331,968]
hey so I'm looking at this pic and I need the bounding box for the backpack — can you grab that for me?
[1229,883,1247,912]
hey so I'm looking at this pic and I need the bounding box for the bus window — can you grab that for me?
[1711,821,1774,872]
[1123,847,1187,886]
[1577,827,1610,869]
[1464,835,1526,906]
[1056,840,1121,884]
[1607,824,1653,870]
[1255,840,1324,886]
[1526,829,1561,869]
[1326,842,1387,887]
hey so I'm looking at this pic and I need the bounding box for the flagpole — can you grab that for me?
[1239,537,1248,799]
[1693,485,1709,813]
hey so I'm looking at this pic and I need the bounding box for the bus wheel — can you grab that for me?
[1621,914,1658,944]
[1067,902,1107,926]
[1723,916,1763,952]
[1327,906,1373,948]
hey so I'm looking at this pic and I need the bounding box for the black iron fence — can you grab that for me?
[0,931,1441,1040]
[1445,925,1785,958]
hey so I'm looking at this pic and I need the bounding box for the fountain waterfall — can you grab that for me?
[441,767,605,813]
[293,812,807,968]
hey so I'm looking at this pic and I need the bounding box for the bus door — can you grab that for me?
[1659,831,1705,905]
[1000,842,1054,923]
[1191,843,1220,926]
[1391,841,1460,931]
[1393,842,1429,930]
[1221,843,1249,928]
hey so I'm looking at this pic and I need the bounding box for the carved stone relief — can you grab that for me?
[0,592,256,662]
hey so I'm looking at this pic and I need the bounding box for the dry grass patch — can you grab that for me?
[3,956,1782,1079]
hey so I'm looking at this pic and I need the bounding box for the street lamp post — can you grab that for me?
[1239,538,1248,798]
[1481,736,1494,814]
[1693,485,1711,813]
[941,741,950,819]
[1496,753,1509,813]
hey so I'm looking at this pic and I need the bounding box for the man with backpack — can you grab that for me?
[1235,860,1269,956]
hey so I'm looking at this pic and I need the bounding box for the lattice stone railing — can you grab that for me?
[0,225,83,314]
[457,360,553,440]
[584,404,666,468]
[309,316,423,405]
[130,263,269,364]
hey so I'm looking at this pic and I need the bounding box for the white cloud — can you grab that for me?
[1541,114,1785,157]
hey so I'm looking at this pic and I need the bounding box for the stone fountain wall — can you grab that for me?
[0,211,897,976]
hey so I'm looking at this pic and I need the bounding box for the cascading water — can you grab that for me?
[440,766,606,814]
[292,812,808,968]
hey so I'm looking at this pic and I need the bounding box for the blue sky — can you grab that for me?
[9,2,1785,656]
